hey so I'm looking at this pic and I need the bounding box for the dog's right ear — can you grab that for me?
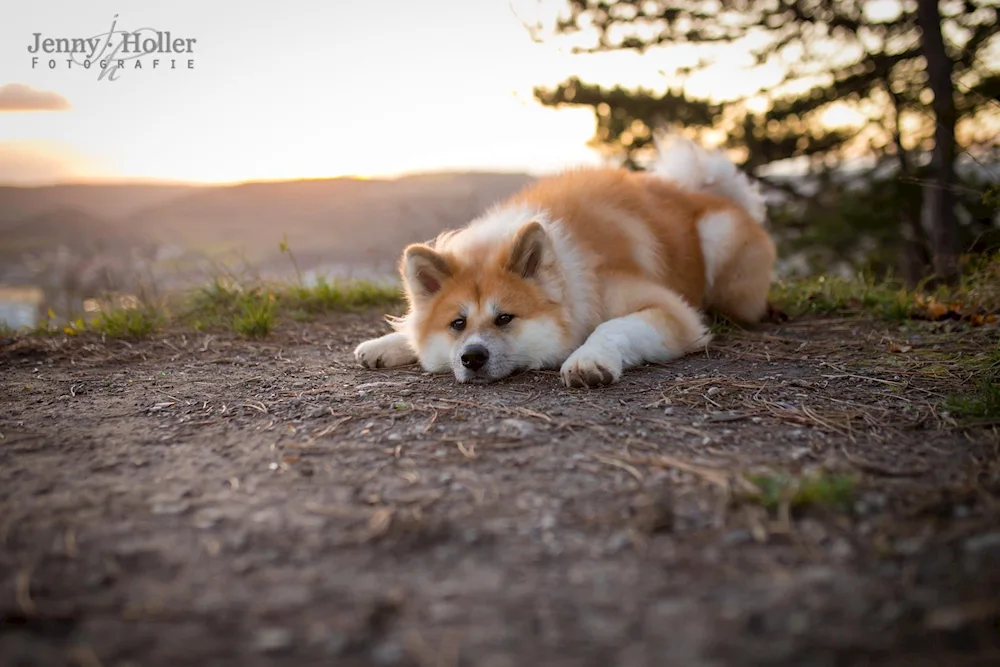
[401,244,451,301]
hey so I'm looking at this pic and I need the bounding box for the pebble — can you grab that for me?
[499,418,535,438]
[963,531,1000,555]
[606,531,631,553]
[721,529,753,546]
[830,537,854,560]
[630,484,674,534]
[254,627,293,653]
[323,631,349,656]
[150,501,190,516]
[372,640,403,665]
[706,411,744,423]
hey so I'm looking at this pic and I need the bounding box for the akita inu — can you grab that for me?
[355,134,775,388]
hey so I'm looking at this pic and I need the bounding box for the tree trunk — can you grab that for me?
[916,0,960,283]
[887,83,932,284]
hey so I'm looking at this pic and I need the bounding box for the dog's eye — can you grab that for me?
[494,313,515,327]
[449,318,466,332]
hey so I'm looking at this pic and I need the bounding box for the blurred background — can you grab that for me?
[1,0,997,327]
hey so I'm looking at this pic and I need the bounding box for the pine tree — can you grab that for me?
[532,0,999,279]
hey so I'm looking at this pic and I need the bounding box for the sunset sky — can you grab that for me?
[0,0,873,185]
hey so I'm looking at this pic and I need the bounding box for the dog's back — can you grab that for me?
[507,137,775,323]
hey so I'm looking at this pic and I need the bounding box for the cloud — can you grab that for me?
[0,83,71,112]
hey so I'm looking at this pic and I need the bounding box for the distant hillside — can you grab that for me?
[0,171,535,284]
[0,207,148,258]
[0,183,201,226]
[122,172,535,265]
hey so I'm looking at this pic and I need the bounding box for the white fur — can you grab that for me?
[650,132,767,225]
[602,204,663,281]
[515,316,572,368]
[697,211,738,292]
[560,291,710,387]
[418,332,453,373]
[354,332,417,369]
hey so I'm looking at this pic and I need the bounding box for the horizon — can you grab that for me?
[0,166,543,189]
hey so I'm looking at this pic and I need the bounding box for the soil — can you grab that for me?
[1,312,999,667]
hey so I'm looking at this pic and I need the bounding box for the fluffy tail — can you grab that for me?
[649,132,767,225]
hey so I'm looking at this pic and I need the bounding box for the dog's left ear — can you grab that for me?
[506,222,553,279]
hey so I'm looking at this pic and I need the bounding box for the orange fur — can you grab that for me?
[355,136,776,386]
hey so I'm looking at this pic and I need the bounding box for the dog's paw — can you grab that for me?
[560,345,623,388]
[354,334,417,369]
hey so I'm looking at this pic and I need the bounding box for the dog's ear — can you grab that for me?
[506,222,552,279]
[401,244,451,300]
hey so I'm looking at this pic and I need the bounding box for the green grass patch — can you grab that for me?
[944,344,1000,425]
[770,253,1000,324]
[90,305,162,339]
[232,291,275,338]
[743,470,858,515]
[5,276,400,342]
[280,277,402,315]
[769,273,915,320]
[179,276,401,337]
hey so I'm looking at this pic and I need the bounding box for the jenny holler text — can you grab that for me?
[28,31,196,71]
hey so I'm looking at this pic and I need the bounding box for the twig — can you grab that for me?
[590,453,644,483]
[840,443,930,477]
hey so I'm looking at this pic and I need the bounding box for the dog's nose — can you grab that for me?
[460,344,490,371]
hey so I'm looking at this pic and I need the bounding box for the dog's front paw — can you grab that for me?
[354,333,417,369]
[560,345,623,388]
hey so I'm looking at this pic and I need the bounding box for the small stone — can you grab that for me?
[372,640,403,665]
[830,537,854,560]
[499,418,535,438]
[706,411,745,423]
[151,501,189,516]
[192,507,227,529]
[963,531,1000,555]
[629,483,674,533]
[606,531,631,553]
[254,627,293,653]
[323,631,349,656]
[721,529,753,546]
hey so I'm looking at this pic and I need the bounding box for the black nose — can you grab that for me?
[460,344,490,371]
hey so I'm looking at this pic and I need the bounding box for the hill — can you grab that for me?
[0,172,535,293]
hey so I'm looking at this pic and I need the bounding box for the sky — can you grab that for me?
[0,0,896,186]
[0,0,815,185]
[0,0,613,184]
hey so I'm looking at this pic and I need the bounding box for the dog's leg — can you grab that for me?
[560,281,710,388]
[698,210,776,324]
[355,332,418,369]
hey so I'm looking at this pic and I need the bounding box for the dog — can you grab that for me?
[354,133,776,388]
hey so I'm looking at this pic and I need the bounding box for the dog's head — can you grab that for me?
[398,221,573,383]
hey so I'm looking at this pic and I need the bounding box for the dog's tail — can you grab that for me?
[649,132,767,225]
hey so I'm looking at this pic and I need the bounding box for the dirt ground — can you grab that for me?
[2,311,999,667]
